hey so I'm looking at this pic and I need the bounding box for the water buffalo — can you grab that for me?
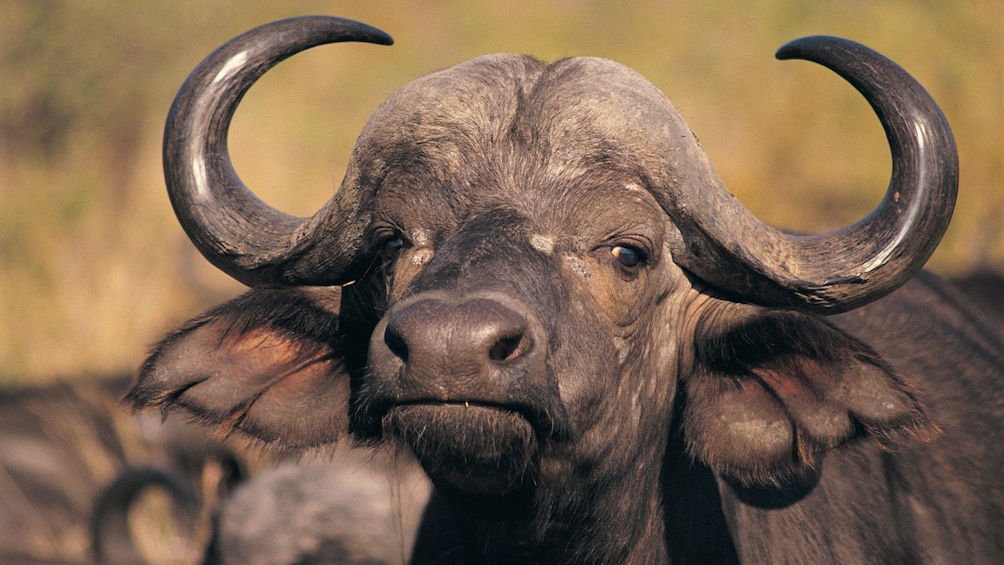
[93,446,429,565]
[128,16,1004,564]
[0,376,240,564]
[951,269,1004,329]
[206,448,429,565]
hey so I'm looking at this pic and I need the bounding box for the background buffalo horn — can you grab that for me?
[164,16,393,286]
[667,36,958,313]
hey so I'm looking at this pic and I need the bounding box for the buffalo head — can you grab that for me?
[129,16,955,562]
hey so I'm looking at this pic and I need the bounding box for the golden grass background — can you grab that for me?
[2,0,1002,383]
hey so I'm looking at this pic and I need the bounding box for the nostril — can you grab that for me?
[488,333,528,362]
[384,326,409,363]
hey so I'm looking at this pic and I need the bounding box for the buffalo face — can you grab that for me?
[337,58,696,493]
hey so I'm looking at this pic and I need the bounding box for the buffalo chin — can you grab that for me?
[383,403,537,496]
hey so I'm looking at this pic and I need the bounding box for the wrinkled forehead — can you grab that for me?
[351,54,690,176]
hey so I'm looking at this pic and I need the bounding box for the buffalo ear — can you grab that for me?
[127,286,351,454]
[682,307,938,486]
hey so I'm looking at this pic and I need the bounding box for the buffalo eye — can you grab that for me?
[384,236,406,253]
[376,232,411,264]
[611,245,644,269]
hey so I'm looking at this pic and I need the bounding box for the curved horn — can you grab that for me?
[668,36,957,313]
[164,16,393,286]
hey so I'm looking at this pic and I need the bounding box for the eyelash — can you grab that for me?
[373,225,410,258]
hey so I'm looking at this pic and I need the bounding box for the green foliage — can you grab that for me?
[1,0,1001,382]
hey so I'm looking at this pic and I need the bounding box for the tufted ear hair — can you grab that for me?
[127,286,351,455]
[682,305,939,487]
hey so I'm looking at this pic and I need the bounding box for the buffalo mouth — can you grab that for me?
[381,401,540,495]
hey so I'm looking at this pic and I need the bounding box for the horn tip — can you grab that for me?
[775,35,851,61]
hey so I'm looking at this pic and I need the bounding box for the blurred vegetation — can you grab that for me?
[1,0,1001,383]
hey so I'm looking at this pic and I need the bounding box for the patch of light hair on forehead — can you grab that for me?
[410,229,430,246]
[530,234,555,254]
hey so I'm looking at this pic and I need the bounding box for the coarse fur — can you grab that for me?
[209,448,430,565]
[130,52,1004,563]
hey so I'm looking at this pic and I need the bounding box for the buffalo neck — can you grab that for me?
[424,443,672,564]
